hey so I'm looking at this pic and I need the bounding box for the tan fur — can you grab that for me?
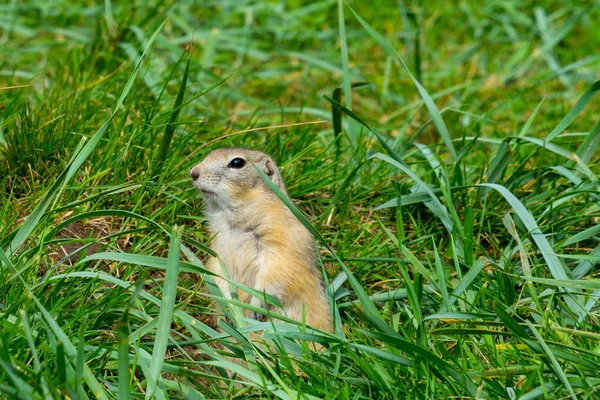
[190,147,332,333]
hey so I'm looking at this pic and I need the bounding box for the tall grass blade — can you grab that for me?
[155,51,190,168]
[477,184,568,280]
[346,3,457,160]
[526,321,577,400]
[574,119,600,166]
[546,80,600,141]
[145,225,182,399]
[337,0,355,146]
[118,312,131,400]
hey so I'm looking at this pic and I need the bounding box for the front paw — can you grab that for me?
[251,310,268,322]
[250,298,268,322]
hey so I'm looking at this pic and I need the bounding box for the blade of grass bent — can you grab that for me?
[376,185,470,210]
[45,209,165,241]
[79,252,209,275]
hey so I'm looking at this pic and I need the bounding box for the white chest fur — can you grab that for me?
[207,209,263,287]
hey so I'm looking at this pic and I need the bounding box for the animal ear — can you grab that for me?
[260,158,286,192]
[264,159,276,178]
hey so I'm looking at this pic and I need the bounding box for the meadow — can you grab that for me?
[1,0,599,398]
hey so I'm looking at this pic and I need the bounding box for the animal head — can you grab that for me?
[190,147,288,208]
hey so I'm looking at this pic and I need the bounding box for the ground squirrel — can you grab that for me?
[190,147,333,333]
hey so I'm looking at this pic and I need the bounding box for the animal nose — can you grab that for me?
[190,167,199,181]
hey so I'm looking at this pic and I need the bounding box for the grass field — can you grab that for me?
[1,0,600,398]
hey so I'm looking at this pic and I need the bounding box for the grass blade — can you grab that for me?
[515,136,595,180]
[562,224,600,248]
[526,321,577,400]
[574,119,600,166]
[145,225,182,400]
[546,80,600,141]
[118,311,131,400]
[346,3,457,160]
[448,258,485,309]
[155,51,190,167]
[80,252,209,275]
[337,0,355,146]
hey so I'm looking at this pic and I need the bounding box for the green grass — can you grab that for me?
[1,0,600,398]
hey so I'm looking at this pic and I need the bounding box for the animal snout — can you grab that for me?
[190,166,200,181]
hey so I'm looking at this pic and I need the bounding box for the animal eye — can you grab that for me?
[228,157,246,169]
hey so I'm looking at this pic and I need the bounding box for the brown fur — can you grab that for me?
[190,148,332,333]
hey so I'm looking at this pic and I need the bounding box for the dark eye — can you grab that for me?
[228,157,246,169]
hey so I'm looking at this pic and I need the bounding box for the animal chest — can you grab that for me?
[210,219,264,285]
